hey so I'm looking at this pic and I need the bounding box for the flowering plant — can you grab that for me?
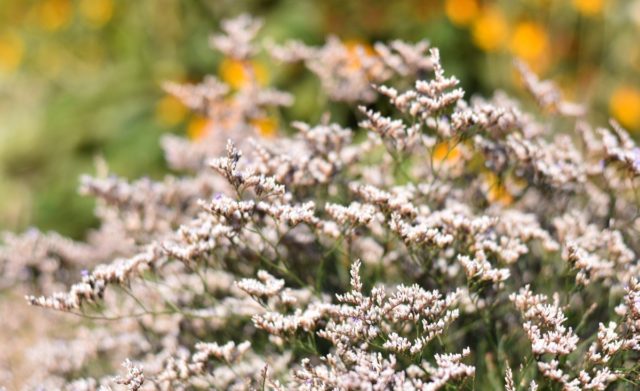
[2,14,640,390]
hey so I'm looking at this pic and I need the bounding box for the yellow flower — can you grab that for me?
[0,32,24,73]
[219,58,268,90]
[343,39,376,70]
[572,0,605,16]
[444,0,479,27]
[471,6,509,52]
[34,0,73,31]
[510,22,549,62]
[187,116,212,140]
[432,140,462,168]
[483,172,513,206]
[155,95,189,127]
[79,0,114,28]
[609,87,640,131]
[250,116,278,138]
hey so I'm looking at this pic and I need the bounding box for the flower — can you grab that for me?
[510,22,549,65]
[432,140,462,167]
[343,39,376,70]
[444,0,479,27]
[33,0,73,31]
[79,0,114,28]
[483,172,513,206]
[609,87,640,131]
[115,359,145,391]
[219,58,268,89]
[187,115,212,140]
[471,6,508,52]
[155,94,189,127]
[0,31,24,73]
[250,116,278,138]
[572,0,606,16]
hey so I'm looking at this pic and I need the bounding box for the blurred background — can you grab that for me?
[1,0,640,239]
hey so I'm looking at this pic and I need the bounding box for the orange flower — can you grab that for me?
[572,0,605,16]
[0,32,24,73]
[250,116,278,138]
[510,22,549,63]
[34,0,73,31]
[187,116,212,140]
[155,95,189,127]
[219,58,267,90]
[483,172,513,206]
[471,6,508,52]
[79,0,114,28]
[444,0,479,27]
[343,39,376,70]
[609,87,640,131]
[432,140,462,168]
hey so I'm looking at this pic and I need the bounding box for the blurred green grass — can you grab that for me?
[1,0,640,238]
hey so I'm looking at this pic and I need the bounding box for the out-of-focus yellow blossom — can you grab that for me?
[510,22,549,63]
[187,116,212,140]
[219,58,268,90]
[444,0,479,27]
[0,32,24,73]
[483,172,513,206]
[432,140,462,168]
[34,0,73,31]
[155,95,189,127]
[472,7,508,52]
[572,0,605,16]
[250,116,278,138]
[609,87,640,131]
[343,39,376,70]
[79,0,114,28]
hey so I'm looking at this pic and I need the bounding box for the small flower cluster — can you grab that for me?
[510,286,579,356]
[114,359,144,391]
